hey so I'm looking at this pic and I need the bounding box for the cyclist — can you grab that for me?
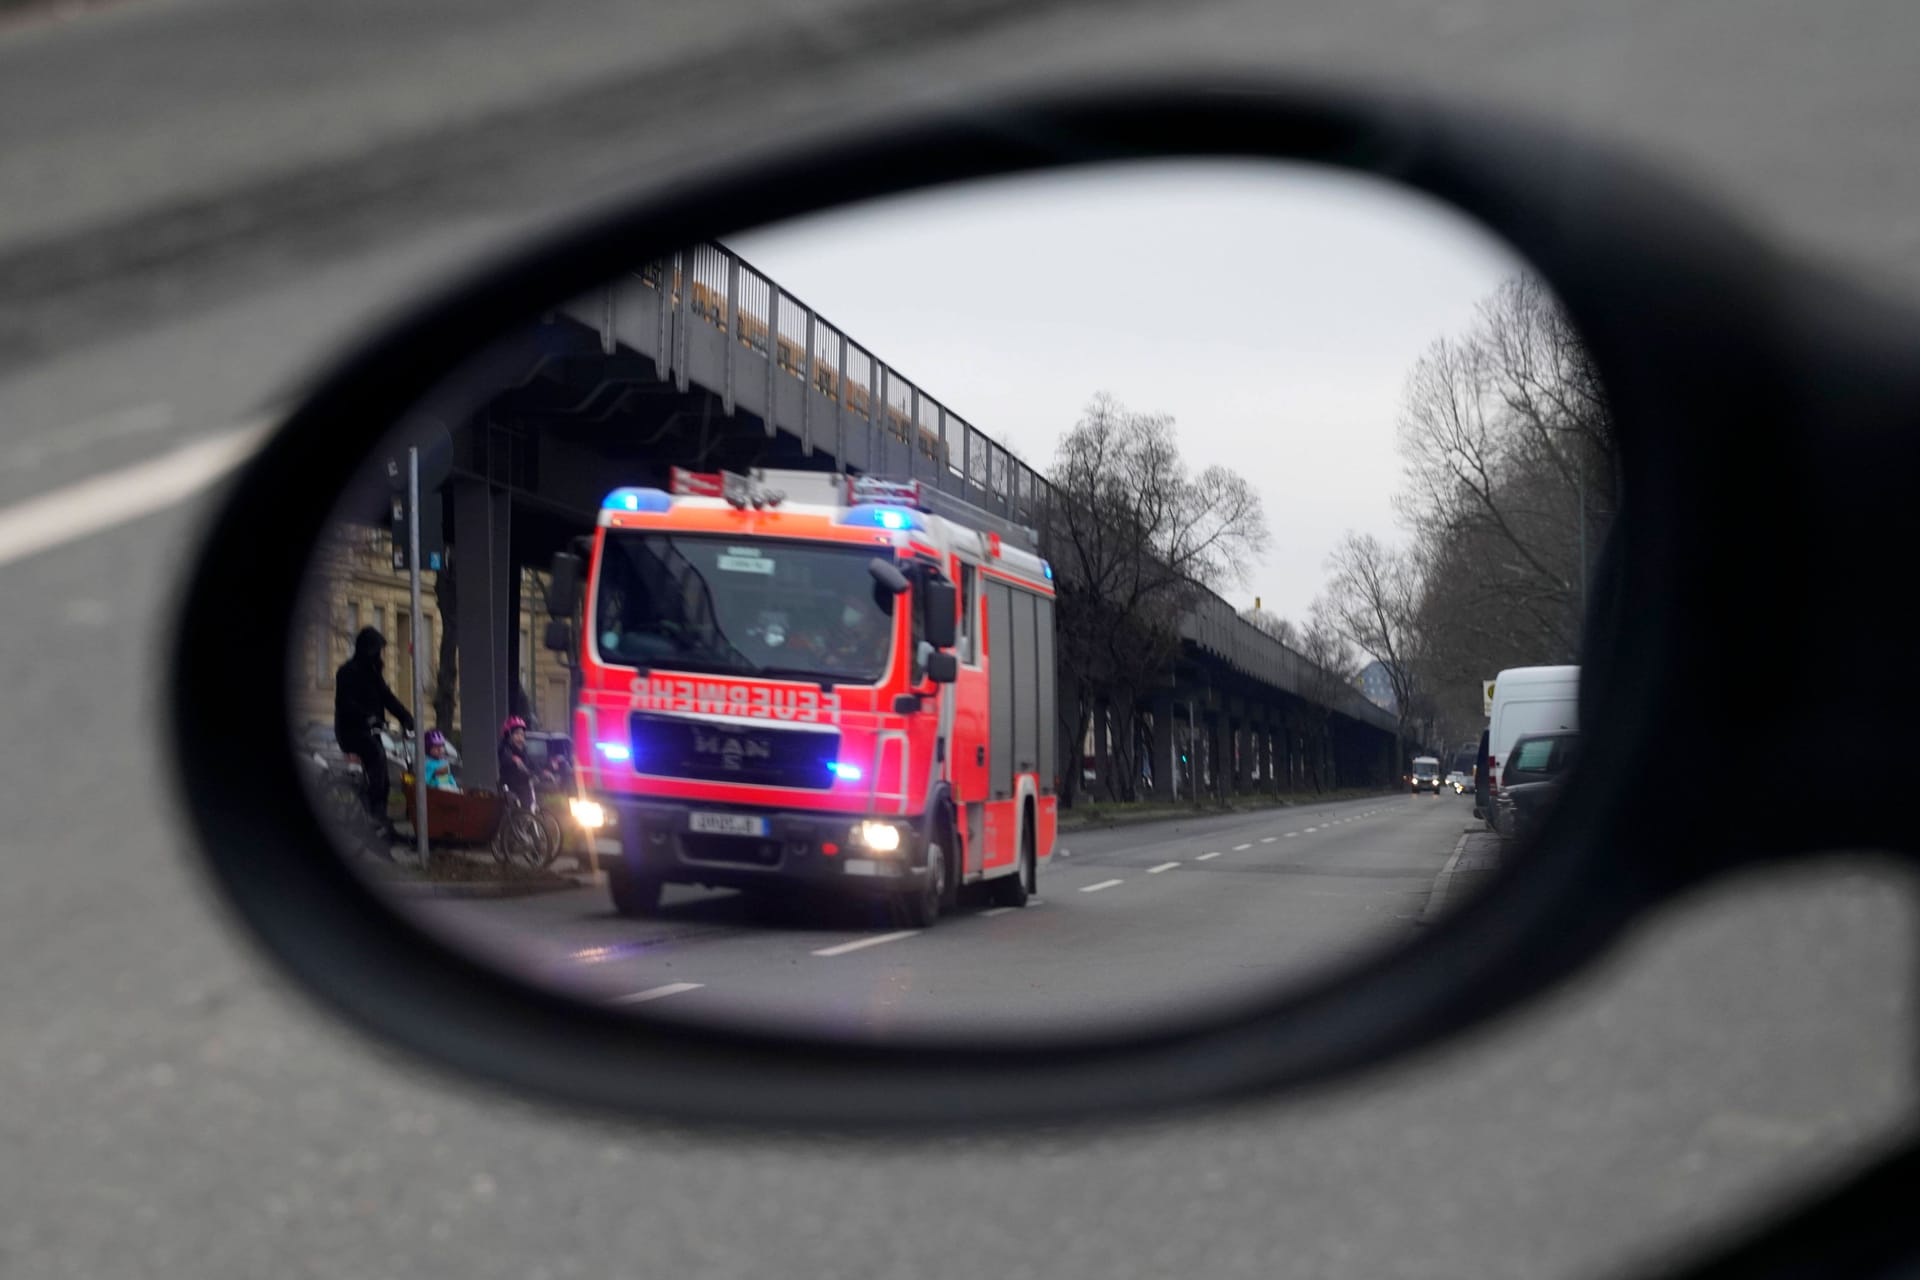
[497,716,537,809]
[333,626,414,844]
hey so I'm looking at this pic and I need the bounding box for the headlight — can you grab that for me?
[855,820,903,853]
[569,797,607,829]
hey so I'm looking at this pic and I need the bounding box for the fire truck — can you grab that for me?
[547,467,1059,927]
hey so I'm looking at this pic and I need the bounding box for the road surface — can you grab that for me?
[404,794,1467,1038]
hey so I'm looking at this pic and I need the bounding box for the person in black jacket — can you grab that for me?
[334,627,414,838]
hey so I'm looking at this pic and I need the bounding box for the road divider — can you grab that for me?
[609,982,704,1005]
[812,930,919,957]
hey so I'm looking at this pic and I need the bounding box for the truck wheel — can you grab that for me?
[898,838,946,929]
[608,867,663,918]
[991,825,1033,908]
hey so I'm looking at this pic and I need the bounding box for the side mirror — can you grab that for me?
[926,651,958,684]
[547,552,582,615]
[921,579,957,650]
[868,557,910,595]
[542,619,574,653]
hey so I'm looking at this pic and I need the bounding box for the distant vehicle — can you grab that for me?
[1493,730,1579,840]
[1445,770,1469,794]
[1485,665,1578,830]
[1408,754,1441,794]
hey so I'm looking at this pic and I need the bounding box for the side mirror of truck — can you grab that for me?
[547,552,582,615]
[542,619,574,653]
[926,651,958,684]
[868,557,910,595]
[921,580,957,650]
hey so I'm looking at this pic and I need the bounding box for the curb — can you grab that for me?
[1417,833,1472,925]
[379,875,585,900]
[1056,791,1401,833]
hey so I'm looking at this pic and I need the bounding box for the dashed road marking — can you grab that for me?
[1197,851,1223,861]
[1147,861,1180,874]
[1233,843,1252,851]
[1080,879,1124,893]
[1260,836,1277,844]
[980,906,1015,918]
[812,930,920,957]
[609,982,704,1005]
[1285,832,1299,838]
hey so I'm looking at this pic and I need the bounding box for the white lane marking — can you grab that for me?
[1285,832,1299,838]
[4,402,174,471]
[0,423,269,569]
[1147,861,1180,874]
[1079,879,1124,893]
[609,982,704,1005]
[1197,851,1222,861]
[812,929,920,957]
[980,906,1015,917]
[1260,836,1277,844]
[1232,842,1252,851]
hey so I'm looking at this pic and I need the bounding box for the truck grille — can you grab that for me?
[628,713,840,790]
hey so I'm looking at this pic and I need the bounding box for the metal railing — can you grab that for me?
[626,244,1395,733]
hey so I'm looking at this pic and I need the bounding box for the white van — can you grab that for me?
[1486,665,1579,825]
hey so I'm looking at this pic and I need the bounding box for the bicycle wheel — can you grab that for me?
[533,810,565,868]
[491,808,545,868]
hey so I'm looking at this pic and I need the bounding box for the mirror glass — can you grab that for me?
[287,161,1613,1039]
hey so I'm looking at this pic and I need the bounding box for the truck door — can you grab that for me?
[951,561,991,875]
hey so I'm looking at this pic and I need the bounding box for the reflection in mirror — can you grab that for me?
[288,162,1615,1040]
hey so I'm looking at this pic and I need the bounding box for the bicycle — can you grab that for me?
[491,788,561,870]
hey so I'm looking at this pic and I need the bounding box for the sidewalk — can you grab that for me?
[1418,826,1503,924]
[1056,788,1402,833]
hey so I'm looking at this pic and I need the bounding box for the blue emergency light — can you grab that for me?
[828,761,863,781]
[596,741,632,761]
[837,504,922,532]
[602,487,672,513]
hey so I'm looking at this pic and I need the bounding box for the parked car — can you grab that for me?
[1493,730,1578,840]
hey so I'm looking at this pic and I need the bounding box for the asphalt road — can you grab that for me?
[3,2,1918,1279]
[402,794,1464,1038]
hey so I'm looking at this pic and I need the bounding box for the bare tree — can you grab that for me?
[1045,393,1269,802]
[1395,275,1614,675]
[1314,532,1427,774]
[1295,614,1357,791]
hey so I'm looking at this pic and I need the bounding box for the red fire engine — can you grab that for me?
[551,467,1058,926]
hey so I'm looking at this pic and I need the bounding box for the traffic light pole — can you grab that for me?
[408,446,429,865]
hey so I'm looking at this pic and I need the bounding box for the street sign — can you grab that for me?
[1482,679,1497,716]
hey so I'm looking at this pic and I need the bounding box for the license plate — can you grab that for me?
[687,812,769,836]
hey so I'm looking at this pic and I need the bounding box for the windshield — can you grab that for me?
[593,531,897,683]
[1413,761,1437,777]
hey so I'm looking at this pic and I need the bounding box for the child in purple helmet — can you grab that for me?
[422,729,459,792]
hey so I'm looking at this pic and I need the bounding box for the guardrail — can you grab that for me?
[619,243,1398,735]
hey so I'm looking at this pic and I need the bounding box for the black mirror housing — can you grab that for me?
[868,557,910,595]
[926,651,958,684]
[542,619,574,653]
[921,580,957,650]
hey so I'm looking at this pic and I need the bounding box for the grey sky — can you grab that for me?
[731,161,1528,624]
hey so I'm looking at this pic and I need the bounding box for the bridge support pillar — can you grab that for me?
[1149,696,1176,802]
[451,477,512,791]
